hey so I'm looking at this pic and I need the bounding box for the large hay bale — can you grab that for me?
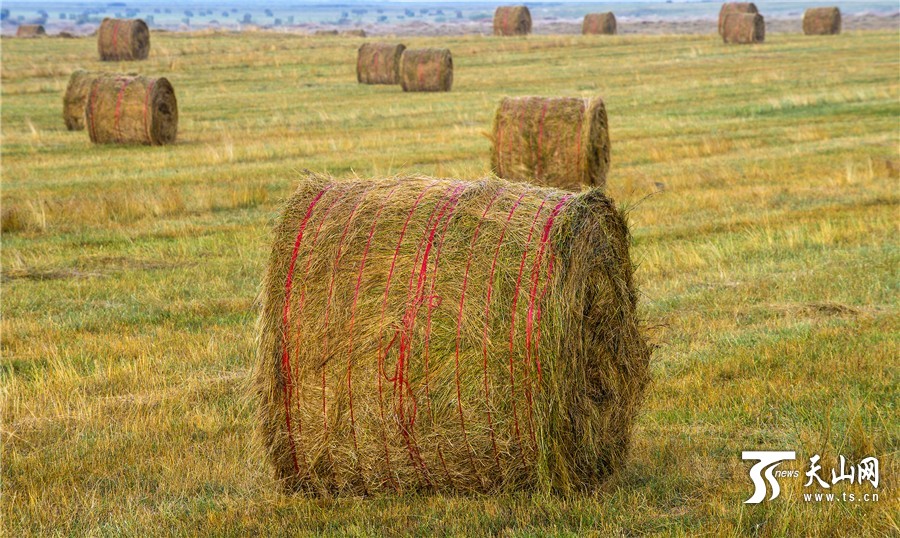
[493,6,532,36]
[16,25,46,37]
[803,7,841,35]
[357,43,407,85]
[582,13,617,35]
[491,96,610,190]
[722,13,765,44]
[342,29,367,38]
[717,2,758,36]
[398,49,453,92]
[254,175,650,495]
[84,74,178,145]
[63,70,100,131]
[97,18,150,61]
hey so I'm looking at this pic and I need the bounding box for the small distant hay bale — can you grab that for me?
[722,13,765,44]
[342,29,367,38]
[491,96,610,190]
[84,74,178,145]
[97,18,150,61]
[718,2,758,36]
[357,43,406,85]
[254,175,651,495]
[57,31,77,39]
[63,70,101,131]
[803,7,841,35]
[16,25,46,37]
[399,48,453,92]
[314,30,339,36]
[493,6,532,36]
[582,13,617,35]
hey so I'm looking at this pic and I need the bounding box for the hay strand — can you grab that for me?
[717,3,758,36]
[491,96,610,190]
[722,13,765,44]
[254,175,650,495]
[357,43,407,85]
[84,74,178,145]
[493,6,532,36]
[399,49,453,92]
[16,25,46,37]
[803,7,841,35]
[97,18,150,61]
[582,13,617,35]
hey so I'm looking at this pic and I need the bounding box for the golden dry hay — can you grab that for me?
[491,96,610,190]
[582,13,617,35]
[722,13,765,44]
[493,6,532,36]
[254,175,651,495]
[398,49,453,92]
[718,3,758,36]
[97,18,150,61]
[803,7,841,35]
[357,43,407,85]
[84,74,178,145]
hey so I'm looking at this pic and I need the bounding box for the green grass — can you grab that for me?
[2,30,898,536]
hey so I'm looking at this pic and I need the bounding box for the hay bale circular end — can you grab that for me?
[582,13,617,35]
[97,18,150,61]
[803,7,841,35]
[399,48,453,92]
[717,2,758,36]
[254,175,651,495]
[357,43,407,85]
[491,96,610,190]
[85,74,177,145]
[493,6,532,36]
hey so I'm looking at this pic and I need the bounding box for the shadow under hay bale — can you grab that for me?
[399,48,453,92]
[357,43,406,85]
[254,175,651,495]
[718,2,758,36]
[803,7,841,35]
[16,25,46,37]
[491,96,610,190]
[98,18,150,61]
[493,6,532,36]
[582,13,617,35]
[722,13,765,44]
[85,74,178,145]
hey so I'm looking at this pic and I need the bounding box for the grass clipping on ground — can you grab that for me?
[97,18,150,61]
[491,96,610,191]
[803,7,841,35]
[399,48,453,92]
[254,175,651,495]
[357,43,406,85]
[84,74,178,145]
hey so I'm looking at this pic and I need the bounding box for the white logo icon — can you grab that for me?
[742,451,796,504]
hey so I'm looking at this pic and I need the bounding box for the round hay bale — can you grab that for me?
[16,25,46,38]
[254,175,651,495]
[491,96,610,191]
[722,13,765,44]
[342,29,367,38]
[84,74,178,145]
[717,2,758,36]
[398,49,453,93]
[803,7,841,35]
[63,69,99,131]
[582,13,617,35]
[314,30,339,36]
[357,43,407,85]
[97,18,150,61]
[493,6,532,36]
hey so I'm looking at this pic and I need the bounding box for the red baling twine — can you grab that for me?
[279,184,573,485]
[111,20,121,51]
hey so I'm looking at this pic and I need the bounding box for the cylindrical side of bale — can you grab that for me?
[491,96,610,190]
[63,70,99,131]
[717,2,758,36]
[399,49,453,92]
[582,13,617,35]
[16,25,46,37]
[493,6,532,36]
[357,43,407,85]
[803,7,841,35]
[97,18,150,61]
[84,75,178,145]
[254,176,651,495]
[722,13,765,44]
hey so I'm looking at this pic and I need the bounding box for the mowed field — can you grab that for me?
[2,29,898,536]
